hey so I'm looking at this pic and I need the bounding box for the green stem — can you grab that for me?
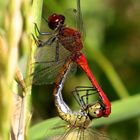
[22,0,43,139]
[32,0,43,32]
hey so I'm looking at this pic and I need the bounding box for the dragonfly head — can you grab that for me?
[87,102,104,119]
[48,13,65,30]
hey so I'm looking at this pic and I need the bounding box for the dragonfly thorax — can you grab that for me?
[68,112,91,129]
[58,27,83,52]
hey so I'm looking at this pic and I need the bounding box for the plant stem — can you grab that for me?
[0,0,43,139]
[20,0,43,139]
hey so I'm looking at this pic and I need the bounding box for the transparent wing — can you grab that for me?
[32,60,65,85]
[63,2,86,40]
[76,0,86,39]
[63,8,77,29]
[63,11,86,40]
[32,41,72,85]
[34,39,71,63]
[61,127,114,140]
[87,128,115,140]
[44,125,114,140]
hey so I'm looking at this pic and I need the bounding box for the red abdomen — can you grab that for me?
[58,27,83,52]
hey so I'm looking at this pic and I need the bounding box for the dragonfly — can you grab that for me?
[32,0,111,116]
[32,0,84,85]
[49,57,113,140]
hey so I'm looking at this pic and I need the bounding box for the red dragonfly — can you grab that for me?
[32,0,111,116]
[32,0,84,85]
[48,57,113,140]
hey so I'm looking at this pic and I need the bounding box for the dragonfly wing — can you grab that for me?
[75,0,86,40]
[43,119,67,140]
[33,41,71,85]
[63,8,77,29]
[60,127,114,140]
[88,128,114,140]
[48,127,113,140]
[33,60,65,85]
[63,8,86,40]
[35,40,71,64]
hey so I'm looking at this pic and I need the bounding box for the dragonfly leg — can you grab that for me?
[81,87,94,105]
[72,86,97,106]
[32,33,44,47]
[32,33,56,48]
[80,87,99,105]
[72,87,85,108]
[86,89,89,105]
[81,91,98,105]
[34,23,52,36]
[72,86,95,108]
[42,16,48,23]
[39,36,56,47]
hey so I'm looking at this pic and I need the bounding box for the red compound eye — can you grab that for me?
[48,13,65,30]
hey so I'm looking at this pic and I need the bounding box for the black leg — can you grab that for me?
[72,86,96,108]
[38,36,56,47]
[72,88,83,107]
[72,86,98,107]
[32,33,44,47]
[86,89,88,105]
[81,87,98,105]
[42,16,48,23]
[34,23,52,36]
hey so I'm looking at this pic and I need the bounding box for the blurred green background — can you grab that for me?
[29,0,140,139]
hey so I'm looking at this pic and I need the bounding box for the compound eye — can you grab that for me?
[95,108,104,118]
[48,13,65,30]
[58,15,65,24]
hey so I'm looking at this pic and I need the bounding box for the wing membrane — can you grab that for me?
[44,125,114,140]
[32,41,71,85]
